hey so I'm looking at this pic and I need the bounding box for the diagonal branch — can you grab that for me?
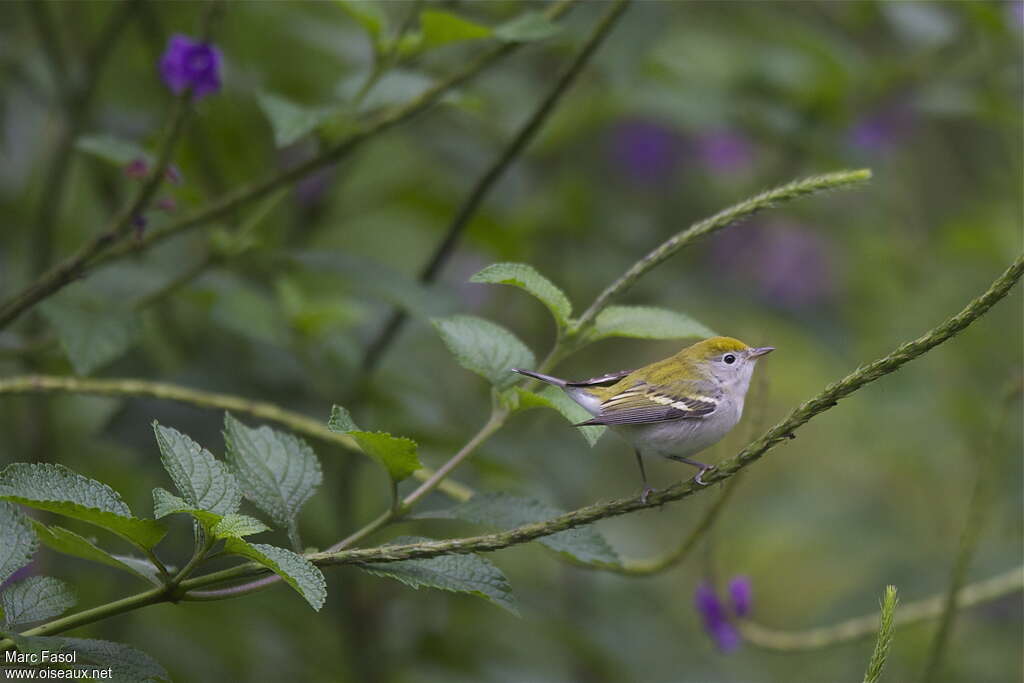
[3,252,1019,645]
[0,374,473,501]
[358,0,632,376]
[0,0,580,332]
[740,566,1022,651]
[0,0,220,330]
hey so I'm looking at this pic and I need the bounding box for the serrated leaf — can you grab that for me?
[223,414,322,550]
[494,11,562,42]
[328,406,421,482]
[516,387,605,447]
[470,262,572,327]
[0,463,166,550]
[1,576,76,626]
[419,9,492,48]
[152,422,241,516]
[151,488,222,533]
[38,282,141,375]
[212,514,270,539]
[7,636,170,682]
[257,92,339,148]
[75,134,152,166]
[0,502,37,586]
[360,538,518,615]
[423,493,619,567]
[431,315,534,390]
[30,522,156,584]
[584,306,715,343]
[223,539,326,610]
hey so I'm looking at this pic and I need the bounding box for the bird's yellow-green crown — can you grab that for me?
[677,336,751,360]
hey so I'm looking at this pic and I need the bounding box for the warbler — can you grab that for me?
[514,336,773,502]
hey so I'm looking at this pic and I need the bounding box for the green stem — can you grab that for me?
[739,567,1022,651]
[0,586,169,651]
[8,254,1020,637]
[0,2,221,331]
[573,169,872,332]
[918,388,1018,682]
[0,0,581,332]
[863,586,899,683]
[0,374,473,501]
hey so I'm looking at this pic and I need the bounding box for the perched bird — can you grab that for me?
[514,336,774,502]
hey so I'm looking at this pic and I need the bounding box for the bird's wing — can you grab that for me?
[575,381,720,426]
[565,368,635,387]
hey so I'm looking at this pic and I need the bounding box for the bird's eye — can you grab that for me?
[723,354,737,365]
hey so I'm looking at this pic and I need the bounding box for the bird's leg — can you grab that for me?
[634,449,654,503]
[665,455,715,486]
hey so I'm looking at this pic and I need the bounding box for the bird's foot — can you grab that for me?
[693,466,715,486]
[640,485,655,504]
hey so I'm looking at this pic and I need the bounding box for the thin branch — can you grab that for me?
[0,1,219,330]
[598,475,741,576]
[3,252,1019,644]
[0,0,581,334]
[573,169,872,332]
[359,0,632,376]
[739,567,1022,651]
[0,374,473,501]
[918,387,1018,682]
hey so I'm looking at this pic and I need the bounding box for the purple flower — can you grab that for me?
[608,119,682,184]
[728,576,753,617]
[1011,2,1024,28]
[696,129,755,175]
[848,105,914,153]
[159,34,222,99]
[694,582,742,652]
[124,158,148,179]
[711,221,837,310]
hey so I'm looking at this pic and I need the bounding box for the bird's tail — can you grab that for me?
[511,368,566,388]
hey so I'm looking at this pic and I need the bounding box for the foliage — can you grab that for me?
[0,1,1020,681]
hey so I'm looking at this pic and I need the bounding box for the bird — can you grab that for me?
[513,336,774,502]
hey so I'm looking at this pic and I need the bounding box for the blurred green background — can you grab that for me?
[1,1,1022,681]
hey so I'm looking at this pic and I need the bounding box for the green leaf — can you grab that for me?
[359,538,518,614]
[328,406,421,482]
[211,514,270,539]
[1,576,76,627]
[419,9,492,48]
[494,11,562,42]
[0,502,37,586]
[257,92,339,148]
[222,539,326,610]
[30,522,157,584]
[470,262,572,327]
[152,422,241,516]
[7,636,170,682]
[0,463,166,550]
[38,282,141,376]
[515,387,605,447]
[584,305,716,343]
[151,488,223,534]
[423,493,619,567]
[431,315,535,390]
[336,0,389,46]
[75,134,152,166]
[223,414,322,550]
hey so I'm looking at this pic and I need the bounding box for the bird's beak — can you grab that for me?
[749,346,775,358]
